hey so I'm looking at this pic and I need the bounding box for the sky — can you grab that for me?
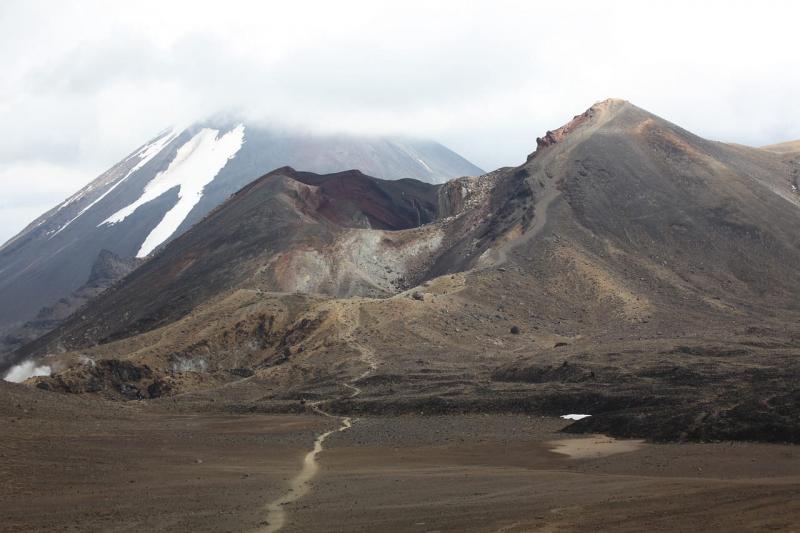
[1,0,800,244]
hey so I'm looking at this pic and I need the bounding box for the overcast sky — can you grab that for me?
[2,0,799,244]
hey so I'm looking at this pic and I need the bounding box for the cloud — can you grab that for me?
[1,0,799,243]
[0,159,103,242]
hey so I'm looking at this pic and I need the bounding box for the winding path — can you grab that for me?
[260,327,377,532]
[260,171,557,530]
[491,174,561,267]
[260,410,353,533]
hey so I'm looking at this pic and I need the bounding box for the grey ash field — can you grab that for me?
[4,99,800,531]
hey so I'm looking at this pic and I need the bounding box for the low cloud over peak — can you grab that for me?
[1,0,799,243]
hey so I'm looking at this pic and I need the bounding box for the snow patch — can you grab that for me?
[417,157,433,173]
[101,124,245,258]
[52,129,179,237]
[3,360,51,383]
[54,187,93,213]
[561,414,592,420]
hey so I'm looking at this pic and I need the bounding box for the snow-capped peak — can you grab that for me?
[101,124,246,257]
[51,128,180,238]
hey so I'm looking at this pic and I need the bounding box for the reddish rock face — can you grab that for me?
[290,169,440,230]
[529,104,600,160]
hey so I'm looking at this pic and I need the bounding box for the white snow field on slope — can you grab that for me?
[3,360,51,383]
[102,124,245,258]
[52,128,180,237]
[416,157,433,173]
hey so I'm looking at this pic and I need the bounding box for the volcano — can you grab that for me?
[0,123,482,355]
[10,99,800,444]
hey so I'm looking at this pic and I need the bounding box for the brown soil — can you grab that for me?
[548,434,646,459]
[3,385,799,532]
[289,415,800,532]
[0,382,334,532]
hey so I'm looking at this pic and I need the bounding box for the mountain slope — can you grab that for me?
[13,100,800,443]
[0,250,139,356]
[762,140,800,154]
[0,123,483,339]
[21,167,443,350]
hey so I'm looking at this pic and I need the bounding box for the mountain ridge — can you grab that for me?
[8,99,800,443]
[0,123,483,352]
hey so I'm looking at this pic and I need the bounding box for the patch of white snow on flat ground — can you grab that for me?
[3,360,51,383]
[52,129,180,237]
[561,414,592,420]
[101,124,245,258]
